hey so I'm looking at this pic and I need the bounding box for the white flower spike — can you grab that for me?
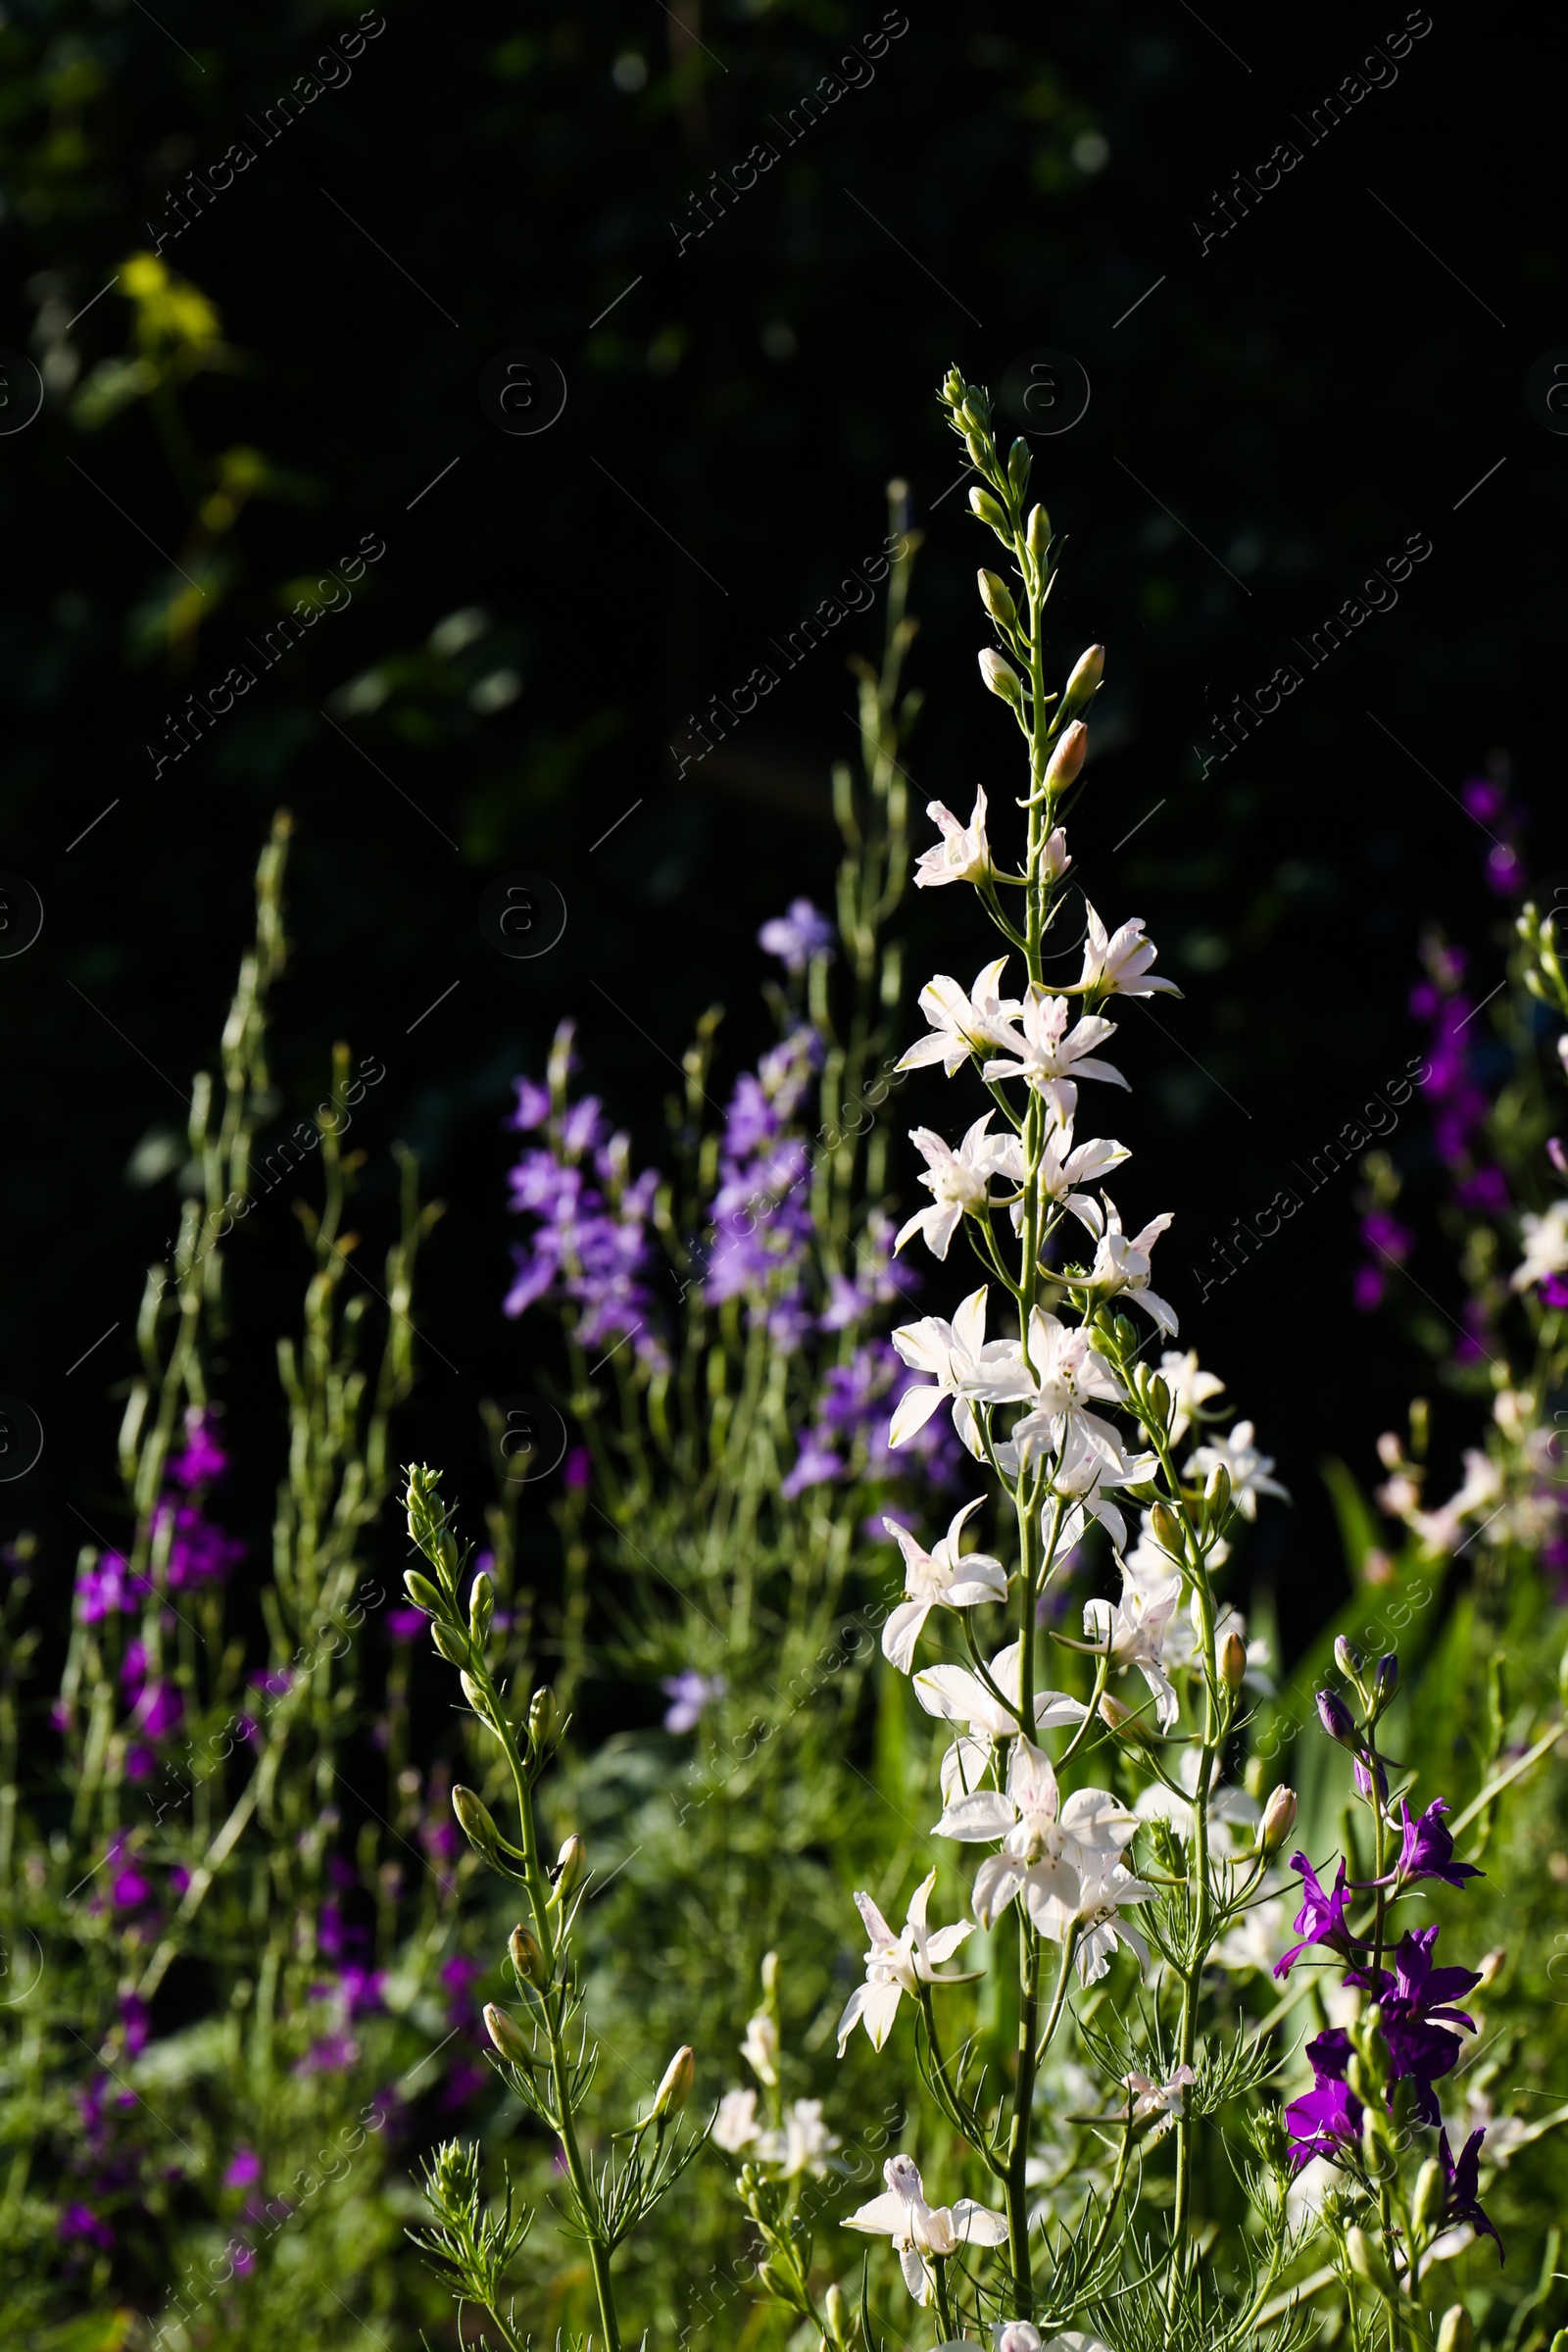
[982,984,1128,1121]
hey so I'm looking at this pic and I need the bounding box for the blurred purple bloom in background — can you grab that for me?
[662,1670,726,1733]
[758,898,835,974]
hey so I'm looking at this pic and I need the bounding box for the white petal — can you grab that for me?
[845,2190,907,2233]
[860,1979,905,2050]
[923,1920,975,1965]
[933,1789,1016,1842]
[889,1384,944,1448]
[881,1598,929,1674]
[952,2199,1009,2247]
[854,1887,898,1946]
[835,1984,868,2056]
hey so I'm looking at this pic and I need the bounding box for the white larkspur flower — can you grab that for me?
[1047,1425,1161,1554]
[765,2097,841,2178]
[1510,1199,1568,1292]
[1135,1747,1259,1858]
[897,1114,1021,1262]
[1077,903,1179,1000]
[712,2087,760,2152]
[914,1640,1088,1746]
[881,1497,1009,1674]
[1120,2063,1196,2132]
[1022,1119,1130,1243]
[1079,1566,1182,1730]
[898,958,1022,1078]
[983,985,1129,1122]
[845,2153,1007,2305]
[935,1737,1135,1933]
[1041,827,1071,882]
[1084,1200,1179,1337]
[1003,1306,1127,1471]
[914,786,993,889]
[995,2330,1111,2352]
[1184,1420,1289,1518]
[890,1285,1035,1459]
[835,1871,979,2056]
[1035,1844,1157,1984]
[1157,1348,1226,1444]
[740,2010,778,2086]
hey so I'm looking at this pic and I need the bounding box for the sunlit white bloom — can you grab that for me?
[1084,1201,1179,1336]
[712,2087,760,2152]
[1033,1843,1157,1983]
[897,1114,1021,1262]
[881,1498,1009,1673]
[766,2097,842,2178]
[1077,903,1179,1000]
[1023,1120,1130,1243]
[914,1641,1088,1745]
[1157,1348,1226,1444]
[1135,1747,1260,1857]
[846,2153,1008,2304]
[1002,1306,1127,1472]
[835,1871,979,2056]
[1121,2063,1196,2133]
[740,2010,778,2086]
[1510,1199,1568,1292]
[899,958,1022,1078]
[890,1285,1035,1458]
[1080,1566,1182,1730]
[915,786,993,889]
[1453,2081,1536,2171]
[983,985,1128,1121]
[1184,1420,1288,1517]
[992,2328,1110,2352]
[936,1738,1135,1933]
[1040,1424,1160,1554]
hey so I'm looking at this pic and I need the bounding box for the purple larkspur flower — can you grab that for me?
[1438,2126,1503,2259]
[758,898,835,974]
[781,1436,845,1498]
[1542,1271,1568,1311]
[295,2031,359,2076]
[1274,1852,1363,1980]
[59,2201,115,2250]
[167,1410,229,1489]
[1350,1926,1480,2126]
[224,2147,263,2190]
[388,1606,426,1643]
[74,1550,148,1624]
[1456,1166,1510,1217]
[1316,1689,1357,1744]
[1285,2027,1363,2168]
[507,1076,551,1131]
[661,1670,726,1733]
[1393,1797,1484,1891]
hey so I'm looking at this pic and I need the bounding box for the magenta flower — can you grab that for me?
[1273,1853,1364,1980]
[59,2201,115,2250]
[1350,1926,1480,2126]
[387,1605,426,1642]
[224,2147,263,2190]
[167,1410,229,1489]
[1285,2028,1363,2168]
[1393,1797,1484,1891]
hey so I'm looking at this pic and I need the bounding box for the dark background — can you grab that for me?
[1,0,1559,1664]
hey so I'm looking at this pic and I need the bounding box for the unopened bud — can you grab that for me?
[431,1620,468,1666]
[1112,1314,1138,1356]
[528,1686,558,1750]
[1025,503,1051,564]
[460,1670,488,1716]
[1413,2156,1445,2230]
[1099,1692,1156,1749]
[1006,436,1031,496]
[509,1923,547,1985]
[964,428,990,471]
[942,366,965,407]
[968,485,1007,531]
[1220,1630,1248,1690]
[1204,1462,1232,1523]
[1146,1373,1171,1430]
[1476,1944,1505,1987]
[652,2044,695,2118]
[1375,1650,1399,1699]
[1335,1636,1363,1681]
[403,1569,443,1616]
[824,2282,849,2346]
[760,1949,779,1996]
[979,648,1024,708]
[1043,719,1088,794]
[553,1834,587,1902]
[453,1786,503,1866]
[960,392,989,433]
[1259,1785,1298,1854]
[1316,1689,1358,1745]
[1151,1501,1184,1559]
[484,2002,532,2066]
[1060,642,1104,721]
[468,1570,495,1644]
[978,567,1018,626]
[1436,2308,1473,2352]
[1345,2225,1389,2293]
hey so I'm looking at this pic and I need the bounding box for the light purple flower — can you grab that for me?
[662,1670,726,1733]
[758,898,835,974]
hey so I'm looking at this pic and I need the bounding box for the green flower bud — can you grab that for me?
[969,485,1008,531]
[960,392,989,433]
[1146,1372,1171,1430]
[510,1923,547,1985]
[964,428,990,471]
[1413,2156,1445,2230]
[979,649,1024,708]
[1346,2225,1392,2295]
[403,1569,444,1616]
[1220,1629,1248,1690]
[978,568,1018,627]
[467,1570,495,1645]
[1259,1785,1298,1853]
[1060,642,1104,721]
[1436,2308,1473,2352]
[431,1620,468,1667]
[1043,719,1088,794]
[1151,1501,1185,1559]
[1099,1692,1157,1750]
[452,1785,503,1866]
[1006,435,1031,497]
[651,2044,695,2117]
[1204,1462,1233,1524]
[1112,1313,1139,1356]
[483,2002,532,2066]
[528,1686,559,1750]
[824,2282,849,2347]
[760,1948,779,1996]
[1026,503,1052,564]
[553,1834,587,1902]
[460,1670,488,1716]
[1335,1635,1363,1680]
[941,367,965,407]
